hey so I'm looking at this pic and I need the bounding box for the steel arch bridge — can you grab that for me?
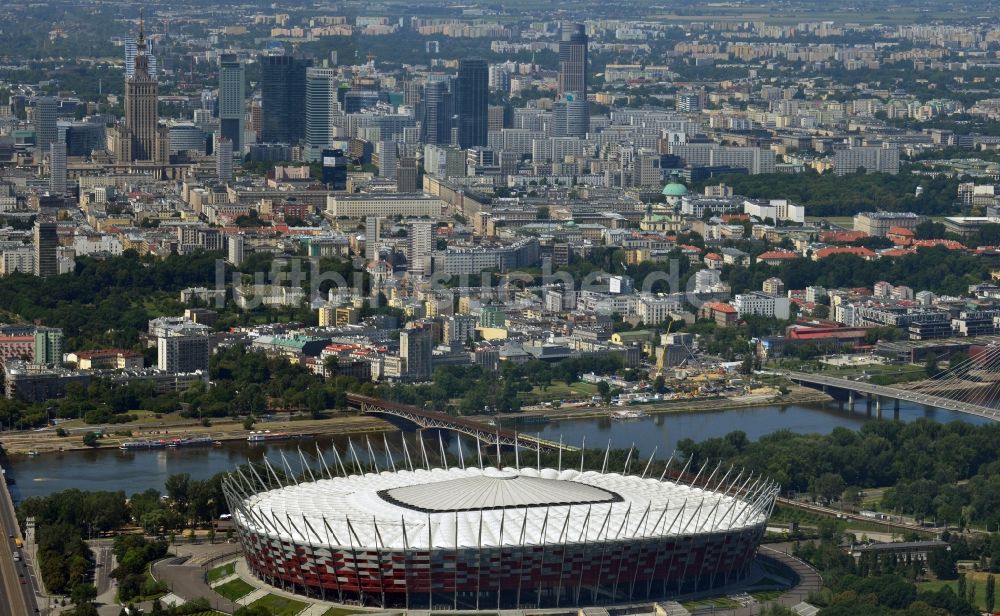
[346,393,575,452]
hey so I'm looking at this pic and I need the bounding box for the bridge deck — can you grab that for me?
[785,371,1000,421]
[346,393,577,451]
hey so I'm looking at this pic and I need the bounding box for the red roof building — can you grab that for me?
[819,230,867,244]
[886,226,916,245]
[812,246,876,260]
[698,302,738,327]
[704,252,723,269]
[910,239,965,250]
[756,250,801,266]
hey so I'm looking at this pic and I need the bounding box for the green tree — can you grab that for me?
[82,432,99,448]
[811,472,846,505]
[924,353,939,379]
[70,583,97,606]
[987,574,995,614]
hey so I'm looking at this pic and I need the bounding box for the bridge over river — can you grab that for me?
[785,371,1000,422]
[346,393,576,452]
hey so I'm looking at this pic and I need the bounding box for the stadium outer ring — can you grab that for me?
[222,455,778,611]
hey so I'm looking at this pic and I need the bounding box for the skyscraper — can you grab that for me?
[260,54,311,144]
[321,149,348,190]
[49,141,66,195]
[456,58,488,150]
[216,136,233,183]
[125,36,157,78]
[558,23,588,96]
[122,16,161,162]
[397,156,419,193]
[421,79,453,146]
[378,140,398,181]
[34,96,58,158]
[218,54,245,153]
[305,67,342,161]
[33,221,58,278]
[553,93,588,138]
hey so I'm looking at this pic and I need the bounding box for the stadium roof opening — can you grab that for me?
[380,467,622,512]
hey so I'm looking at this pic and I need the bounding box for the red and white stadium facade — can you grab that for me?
[222,444,778,610]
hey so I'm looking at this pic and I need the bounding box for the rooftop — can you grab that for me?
[235,466,773,549]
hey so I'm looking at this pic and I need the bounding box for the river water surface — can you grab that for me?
[5,400,987,500]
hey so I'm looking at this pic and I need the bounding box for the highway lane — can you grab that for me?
[0,474,31,616]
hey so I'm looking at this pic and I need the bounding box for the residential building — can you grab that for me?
[157,330,210,373]
[733,292,791,320]
[833,144,900,175]
[33,327,64,366]
[400,326,433,380]
[408,219,433,276]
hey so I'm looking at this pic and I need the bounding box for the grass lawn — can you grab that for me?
[809,216,855,229]
[206,561,236,583]
[918,573,997,612]
[682,596,741,610]
[519,381,599,404]
[323,609,365,616]
[752,590,785,601]
[245,594,309,615]
[215,577,256,601]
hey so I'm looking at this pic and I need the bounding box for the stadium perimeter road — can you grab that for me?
[151,543,240,614]
[0,477,34,616]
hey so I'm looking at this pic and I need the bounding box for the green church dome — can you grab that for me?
[662,181,688,197]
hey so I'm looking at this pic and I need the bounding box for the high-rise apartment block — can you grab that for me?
[408,219,433,276]
[33,327,64,366]
[399,326,433,380]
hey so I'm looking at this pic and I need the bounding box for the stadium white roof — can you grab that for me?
[384,468,619,511]
[233,466,773,550]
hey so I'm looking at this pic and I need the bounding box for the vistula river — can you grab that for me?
[4,400,989,500]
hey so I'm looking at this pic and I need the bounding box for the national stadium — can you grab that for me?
[221,442,779,611]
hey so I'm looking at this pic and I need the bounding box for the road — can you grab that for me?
[0,474,35,616]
